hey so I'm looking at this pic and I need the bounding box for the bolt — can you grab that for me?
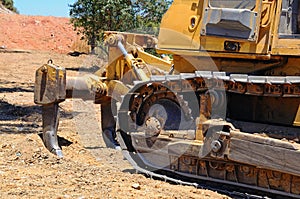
[211,140,222,153]
[41,66,48,73]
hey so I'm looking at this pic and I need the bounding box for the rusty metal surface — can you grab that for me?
[34,61,66,105]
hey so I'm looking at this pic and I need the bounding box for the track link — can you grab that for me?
[117,71,300,198]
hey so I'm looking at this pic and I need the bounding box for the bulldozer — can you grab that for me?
[34,0,300,197]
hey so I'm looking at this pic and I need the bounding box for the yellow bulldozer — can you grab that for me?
[34,0,300,197]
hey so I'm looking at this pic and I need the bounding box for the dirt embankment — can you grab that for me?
[0,13,87,53]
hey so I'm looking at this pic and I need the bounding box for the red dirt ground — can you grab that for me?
[0,13,84,53]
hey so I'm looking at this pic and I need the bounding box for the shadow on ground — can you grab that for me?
[0,80,34,93]
[38,133,73,147]
[0,100,41,121]
[0,100,75,135]
[0,49,31,54]
[0,87,33,93]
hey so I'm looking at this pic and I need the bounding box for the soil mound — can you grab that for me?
[0,13,86,53]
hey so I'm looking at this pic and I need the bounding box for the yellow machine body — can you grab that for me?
[158,0,300,75]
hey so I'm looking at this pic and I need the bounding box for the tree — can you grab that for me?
[69,0,135,53]
[1,0,18,13]
[133,0,172,34]
[69,0,172,52]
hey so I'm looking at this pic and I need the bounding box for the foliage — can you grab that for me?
[1,0,18,13]
[133,0,172,34]
[69,0,135,52]
[69,0,172,52]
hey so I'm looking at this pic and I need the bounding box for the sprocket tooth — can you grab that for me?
[176,93,194,121]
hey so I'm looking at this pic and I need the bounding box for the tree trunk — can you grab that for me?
[89,34,96,54]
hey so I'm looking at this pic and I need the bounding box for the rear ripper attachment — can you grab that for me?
[34,32,169,157]
[34,60,66,157]
[34,60,112,157]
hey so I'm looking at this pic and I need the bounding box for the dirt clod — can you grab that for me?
[132,183,141,190]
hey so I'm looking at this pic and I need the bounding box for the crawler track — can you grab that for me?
[117,71,300,198]
[117,135,296,199]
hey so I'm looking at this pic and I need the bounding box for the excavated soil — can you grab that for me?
[0,13,87,53]
[0,13,230,198]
